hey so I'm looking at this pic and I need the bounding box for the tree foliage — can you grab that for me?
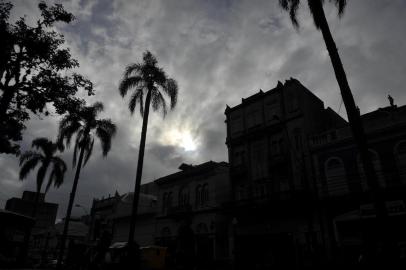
[0,1,94,155]
[19,137,67,193]
[279,0,346,28]
[119,51,178,118]
[58,102,117,167]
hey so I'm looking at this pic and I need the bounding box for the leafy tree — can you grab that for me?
[119,51,178,245]
[56,102,116,267]
[19,137,67,218]
[0,1,94,155]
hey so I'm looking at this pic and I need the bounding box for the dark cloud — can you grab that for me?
[2,0,406,219]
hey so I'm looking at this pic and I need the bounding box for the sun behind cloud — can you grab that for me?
[162,128,199,152]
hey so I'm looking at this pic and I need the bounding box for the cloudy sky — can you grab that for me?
[1,0,405,219]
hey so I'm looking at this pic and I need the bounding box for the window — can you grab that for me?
[195,185,201,206]
[167,192,172,208]
[357,150,385,190]
[179,187,190,207]
[251,140,267,180]
[196,184,209,207]
[202,184,209,205]
[324,157,348,196]
[233,146,245,166]
[395,141,406,183]
[162,193,167,212]
[162,192,172,213]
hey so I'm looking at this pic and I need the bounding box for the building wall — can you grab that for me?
[5,191,58,233]
[155,162,230,261]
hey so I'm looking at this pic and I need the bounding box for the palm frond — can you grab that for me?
[45,156,67,192]
[119,76,143,97]
[129,88,144,116]
[19,153,42,180]
[279,0,300,28]
[152,89,168,117]
[96,119,117,156]
[163,78,178,110]
[32,138,52,155]
[90,102,104,116]
[20,151,42,166]
[83,137,94,166]
[58,114,82,148]
[331,0,346,16]
[46,170,56,193]
[124,63,142,79]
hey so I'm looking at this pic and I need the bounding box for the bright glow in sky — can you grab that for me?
[163,129,199,151]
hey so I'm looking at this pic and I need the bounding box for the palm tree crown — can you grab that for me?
[119,51,178,117]
[20,137,67,193]
[58,102,116,166]
[279,0,346,28]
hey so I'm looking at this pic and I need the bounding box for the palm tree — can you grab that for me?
[56,102,116,268]
[279,0,386,216]
[19,137,67,218]
[119,51,178,246]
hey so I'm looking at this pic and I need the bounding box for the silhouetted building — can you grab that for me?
[88,191,122,242]
[224,78,406,268]
[110,192,158,245]
[224,78,346,269]
[310,103,406,265]
[0,209,34,268]
[5,191,58,233]
[155,161,230,266]
[88,182,158,244]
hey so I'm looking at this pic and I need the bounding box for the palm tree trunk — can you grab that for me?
[313,0,386,218]
[57,144,86,269]
[128,88,152,247]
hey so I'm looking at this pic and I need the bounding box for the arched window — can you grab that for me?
[196,223,208,234]
[167,192,172,208]
[195,185,201,207]
[395,141,406,183]
[179,186,190,207]
[162,192,167,212]
[325,157,348,196]
[202,184,209,205]
[357,150,385,190]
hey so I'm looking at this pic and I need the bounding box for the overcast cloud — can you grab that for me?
[1,0,405,219]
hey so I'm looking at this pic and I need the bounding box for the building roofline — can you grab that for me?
[155,161,228,185]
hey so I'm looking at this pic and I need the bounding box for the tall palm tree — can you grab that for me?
[56,102,116,268]
[19,137,67,218]
[279,0,386,216]
[119,51,178,246]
